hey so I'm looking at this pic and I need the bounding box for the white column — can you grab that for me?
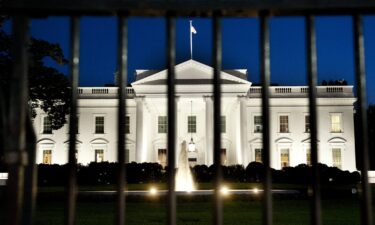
[135,97,144,162]
[204,96,213,165]
[239,96,247,165]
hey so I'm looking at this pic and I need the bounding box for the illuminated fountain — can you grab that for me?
[175,140,196,192]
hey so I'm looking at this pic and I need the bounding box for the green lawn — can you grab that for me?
[3,197,362,225]
[0,184,368,225]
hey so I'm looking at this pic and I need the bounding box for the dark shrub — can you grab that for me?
[136,162,163,183]
[38,164,69,186]
[77,162,117,185]
[245,162,265,182]
[223,165,245,182]
[36,162,361,186]
[125,162,141,183]
[192,165,211,182]
[284,164,311,184]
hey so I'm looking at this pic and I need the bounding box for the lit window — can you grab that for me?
[158,149,167,167]
[279,115,289,133]
[255,148,262,163]
[221,149,227,165]
[221,116,226,133]
[125,116,130,134]
[95,149,104,162]
[43,150,52,164]
[305,115,310,133]
[125,149,129,163]
[43,116,52,134]
[330,114,342,133]
[306,148,311,166]
[158,116,167,133]
[280,148,289,168]
[254,116,262,133]
[332,148,342,169]
[95,116,105,134]
[188,116,196,133]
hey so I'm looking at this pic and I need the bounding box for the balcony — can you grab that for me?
[77,87,135,99]
[248,86,354,98]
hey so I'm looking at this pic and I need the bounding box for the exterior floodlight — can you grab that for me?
[149,187,157,195]
[188,138,196,152]
[253,188,259,194]
[220,186,229,196]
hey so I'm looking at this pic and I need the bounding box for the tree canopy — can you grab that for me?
[0,18,71,130]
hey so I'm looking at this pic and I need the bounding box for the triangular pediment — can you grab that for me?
[132,60,251,86]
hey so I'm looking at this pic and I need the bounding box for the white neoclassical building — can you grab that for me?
[33,60,357,171]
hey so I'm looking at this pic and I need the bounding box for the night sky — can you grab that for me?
[4,16,375,103]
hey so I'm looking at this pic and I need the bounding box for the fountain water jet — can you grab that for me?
[175,140,196,192]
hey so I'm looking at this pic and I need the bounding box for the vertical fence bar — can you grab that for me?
[5,16,29,225]
[212,11,223,225]
[305,15,322,225]
[353,14,373,225]
[116,15,128,225]
[22,117,37,225]
[259,12,272,225]
[66,16,80,225]
[166,12,177,225]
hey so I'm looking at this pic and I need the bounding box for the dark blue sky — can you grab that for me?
[4,16,375,103]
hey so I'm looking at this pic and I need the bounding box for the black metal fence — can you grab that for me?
[1,1,374,225]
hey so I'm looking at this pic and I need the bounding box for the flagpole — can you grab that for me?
[190,20,193,59]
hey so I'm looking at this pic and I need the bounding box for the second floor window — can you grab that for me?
[43,116,52,134]
[254,115,262,133]
[158,116,167,133]
[188,116,196,133]
[279,115,289,133]
[330,114,342,133]
[95,116,105,134]
[305,115,310,133]
[125,116,130,134]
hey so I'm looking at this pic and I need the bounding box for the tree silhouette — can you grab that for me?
[0,17,71,130]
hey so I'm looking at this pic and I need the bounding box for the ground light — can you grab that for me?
[149,187,157,195]
[220,186,229,196]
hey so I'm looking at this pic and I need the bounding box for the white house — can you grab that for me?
[33,60,357,171]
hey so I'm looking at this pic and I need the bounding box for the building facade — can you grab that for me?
[33,60,357,171]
